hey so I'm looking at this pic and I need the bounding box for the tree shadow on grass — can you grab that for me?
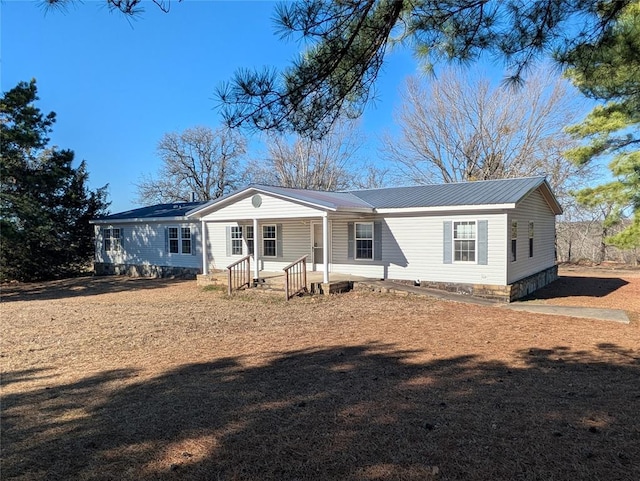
[0,276,193,303]
[2,344,639,480]
[0,368,56,387]
[523,275,629,300]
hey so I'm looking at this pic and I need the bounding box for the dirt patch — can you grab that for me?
[2,271,639,481]
[523,266,640,320]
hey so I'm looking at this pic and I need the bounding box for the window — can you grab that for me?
[263,225,277,257]
[529,222,534,258]
[511,221,518,262]
[103,228,121,251]
[168,227,179,253]
[231,226,243,255]
[453,221,476,262]
[245,225,254,255]
[355,222,373,260]
[169,226,191,254]
[181,227,192,254]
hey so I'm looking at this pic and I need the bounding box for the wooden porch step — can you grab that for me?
[196,274,225,287]
[197,272,356,296]
[197,273,286,291]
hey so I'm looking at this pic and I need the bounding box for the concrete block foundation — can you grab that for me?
[310,280,354,295]
[374,265,559,302]
[94,262,201,279]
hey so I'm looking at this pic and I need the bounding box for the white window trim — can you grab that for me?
[262,224,277,258]
[354,221,374,261]
[528,221,534,258]
[103,227,122,252]
[168,225,192,255]
[181,227,192,255]
[244,224,255,256]
[453,220,477,264]
[230,225,243,256]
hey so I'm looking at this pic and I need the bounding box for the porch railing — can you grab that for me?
[226,255,251,295]
[283,255,308,300]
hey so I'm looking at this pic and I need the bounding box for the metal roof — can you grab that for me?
[96,176,561,221]
[94,201,207,221]
[185,184,374,217]
[349,176,553,210]
[253,185,374,210]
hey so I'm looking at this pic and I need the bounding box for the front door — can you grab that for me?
[312,222,324,270]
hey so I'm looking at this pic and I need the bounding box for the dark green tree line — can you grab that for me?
[1,80,110,281]
[564,1,639,254]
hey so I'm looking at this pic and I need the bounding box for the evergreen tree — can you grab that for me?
[43,1,632,139]
[564,2,640,253]
[0,80,110,281]
[215,0,633,137]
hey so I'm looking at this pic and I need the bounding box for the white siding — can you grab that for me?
[331,212,508,285]
[195,192,555,286]
[330,217,384,278]
[95,221,202,269]
[205,220,315,271]
[201,192,323,221]
[507,189,557,283]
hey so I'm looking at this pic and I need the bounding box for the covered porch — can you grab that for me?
[187,185,380,298]
[200,214,334,284]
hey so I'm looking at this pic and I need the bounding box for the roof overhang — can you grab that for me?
[186,186,374,218]
[375,203,516,214]
[90,216,199,225]
[518,179,563,215]
[538,180,563,215]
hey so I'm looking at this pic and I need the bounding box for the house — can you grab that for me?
[92,176,563,301]
[92,201,206,278]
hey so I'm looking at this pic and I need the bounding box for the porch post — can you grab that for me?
[201,220,208,275]
[322,213,329,283]
[253,218,259,281]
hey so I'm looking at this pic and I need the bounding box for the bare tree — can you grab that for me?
[381,66,589,199]
[135,126,246,204]
[350,164,392,190]
[247,120,374,190]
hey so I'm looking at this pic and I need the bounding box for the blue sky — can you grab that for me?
[3,1,599,215]
[2,0,420,213]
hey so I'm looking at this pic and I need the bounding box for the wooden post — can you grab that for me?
[302,256,307,291]
[284,269,289,300]
[246,255,251,289]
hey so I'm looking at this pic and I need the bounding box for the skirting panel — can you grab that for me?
[393,265,559,302]
[94,263,201,279]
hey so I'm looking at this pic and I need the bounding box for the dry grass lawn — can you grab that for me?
[2,267,639,480]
